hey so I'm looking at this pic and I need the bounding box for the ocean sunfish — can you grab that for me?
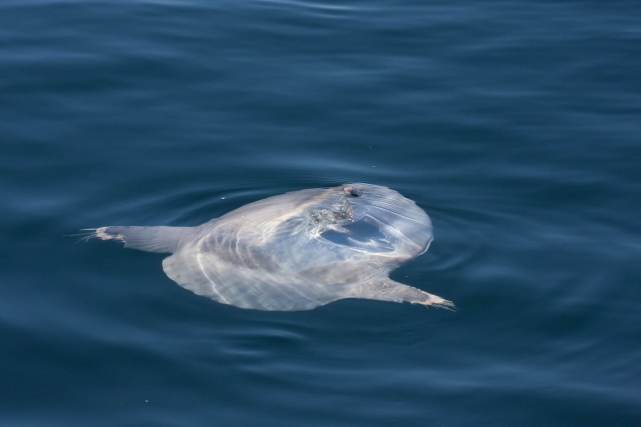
[89,183,454,311]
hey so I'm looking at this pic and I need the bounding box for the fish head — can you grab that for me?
[309,183,433,259]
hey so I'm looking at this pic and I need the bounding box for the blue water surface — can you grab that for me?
[2,1,640,425]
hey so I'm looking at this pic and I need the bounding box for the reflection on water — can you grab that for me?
[322,218,395,253]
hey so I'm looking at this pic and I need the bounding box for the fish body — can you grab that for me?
[91,183,453,311]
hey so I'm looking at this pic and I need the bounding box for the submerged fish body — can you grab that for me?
[91,183,454,311]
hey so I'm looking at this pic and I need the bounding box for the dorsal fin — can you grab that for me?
[93,226,195,253]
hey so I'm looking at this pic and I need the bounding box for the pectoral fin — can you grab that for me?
[347,278,455,310]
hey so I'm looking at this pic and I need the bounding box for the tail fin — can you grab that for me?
[89,226,194,253]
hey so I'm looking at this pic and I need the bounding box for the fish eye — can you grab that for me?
[344,186,362,197]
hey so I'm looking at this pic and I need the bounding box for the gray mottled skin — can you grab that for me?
[92,183,454,311]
